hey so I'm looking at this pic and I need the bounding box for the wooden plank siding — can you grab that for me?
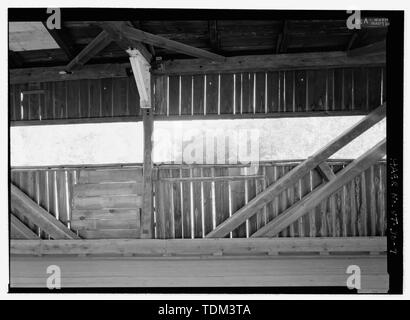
[10,160,386,240]
[10,66,385,123]
[9,76,140,122]
[72,168,144,239]
[153,66,386,119]
[153,161,386,239]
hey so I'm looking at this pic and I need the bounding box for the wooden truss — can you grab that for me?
[10,184,79,240]
[206,103,386,238]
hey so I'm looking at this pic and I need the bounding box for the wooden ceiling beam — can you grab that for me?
[130,21,156,56]
[347,40,386,57]
[65,30,113,72]
[103,22,225,62]
[10,62,130,84]
[42,22,77,60]
[153,50,386,75]
[100,22,152,63]
[8,50,24,68]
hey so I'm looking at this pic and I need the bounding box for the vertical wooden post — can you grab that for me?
[128,48,154,238]
[142,107,154,238]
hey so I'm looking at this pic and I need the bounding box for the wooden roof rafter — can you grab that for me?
[64,30,113,72]
[102,21,225,62]
[42,21,78,60]
[99,21,152,63]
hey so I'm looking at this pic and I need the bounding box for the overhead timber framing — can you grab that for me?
[64,30,113,72]
[102,22,225,62]
[100,22,152,63]
[9,50,385,84]
[9,62,131,84]
[153,51,385,75]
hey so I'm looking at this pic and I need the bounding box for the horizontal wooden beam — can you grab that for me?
[206,104,386,238]
[252,139,386,237]
[157,175,265,183]
[10,63,131,84]
[153,50,385,75]
[10,115,142,127]
[65,31,113,72]
[152,110,370,121]
[10,237,386,256]
[118,24,225,62]
[348,40,386,57]
[11,184,80,240]
[10,214,39,240]
[10,110,369,127]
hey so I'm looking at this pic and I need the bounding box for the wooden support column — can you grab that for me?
[142,108,154,238]
[128,48,154,238]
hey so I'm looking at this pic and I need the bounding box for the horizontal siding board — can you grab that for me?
[78,169,143,183]
[73,182,143,197]
[73,195,143,210]
[71,209,139,220]
[78,228,140,239]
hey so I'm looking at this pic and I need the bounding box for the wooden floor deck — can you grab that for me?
[10,237,388,292]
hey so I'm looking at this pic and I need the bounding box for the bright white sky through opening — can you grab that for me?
[10,116,386,167]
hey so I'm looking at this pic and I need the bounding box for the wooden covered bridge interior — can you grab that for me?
[9,17,388,292]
